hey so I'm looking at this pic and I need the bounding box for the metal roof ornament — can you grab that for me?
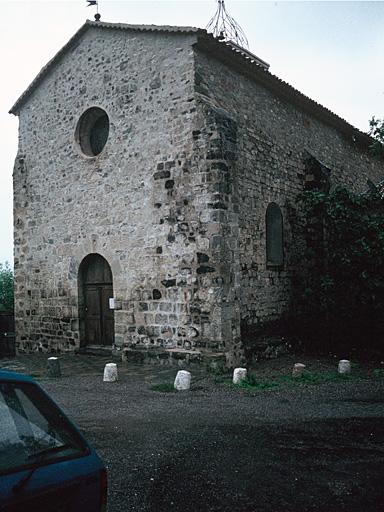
[86,0,101,22]
[206,0,249,49]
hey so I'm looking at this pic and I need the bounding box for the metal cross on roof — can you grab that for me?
[206,0,249,49]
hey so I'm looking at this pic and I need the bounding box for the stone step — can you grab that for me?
[76,345,115,357]
[121,347,227,368]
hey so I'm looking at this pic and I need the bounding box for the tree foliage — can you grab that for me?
[293,187,384,353]
[369,116,384,157]
[0,262,14,312]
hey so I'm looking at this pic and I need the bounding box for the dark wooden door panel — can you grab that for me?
[85,286,101,345]
[80,254,114,348]
[101,286,114,346]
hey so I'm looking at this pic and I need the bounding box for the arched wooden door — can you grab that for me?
[78,254,114,347]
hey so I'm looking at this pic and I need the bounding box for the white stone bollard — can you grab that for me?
[292,363,306,377]
[174,370,191,391]
[338,359,351,374]
[47,357,61,378]
[233,368,247,384]
[103,363,118,382]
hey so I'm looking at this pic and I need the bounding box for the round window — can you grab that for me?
[75,107,109,156]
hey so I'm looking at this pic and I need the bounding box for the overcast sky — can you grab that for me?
[1,0,383,265]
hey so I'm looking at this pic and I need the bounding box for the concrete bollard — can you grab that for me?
[338,359,351,374]
[103,363,118,382]
[233,368,247,384]
[47,357,61,378]
[174,370,191,391]
[292,363,306,378]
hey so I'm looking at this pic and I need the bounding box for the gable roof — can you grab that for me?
[9,20,203,115]
[195,34,374,149]
[9,20,375,151]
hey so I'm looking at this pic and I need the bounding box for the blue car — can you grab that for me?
[0,370,107,512]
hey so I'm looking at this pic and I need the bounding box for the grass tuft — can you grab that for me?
[150,382,176,393]
[234,373,279,391]
[231,369,355,392]
[279,371,352,385]
[27,373,42,379]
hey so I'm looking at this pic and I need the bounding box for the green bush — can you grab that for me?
[292,187,384,353]
[0,262,14,311]
[369,117,384,157]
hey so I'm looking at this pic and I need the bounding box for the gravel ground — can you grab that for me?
[2,354,384,511]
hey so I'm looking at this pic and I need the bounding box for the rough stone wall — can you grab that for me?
[13,28,383,362]
[189,100,243,365]
[13,28,227,355]
[193,47,384,339]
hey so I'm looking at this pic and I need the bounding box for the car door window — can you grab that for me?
[0,382,87,474]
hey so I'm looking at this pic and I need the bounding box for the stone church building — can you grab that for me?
[10,20,383,365]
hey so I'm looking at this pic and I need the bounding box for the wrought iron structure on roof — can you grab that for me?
[206,0,249,49]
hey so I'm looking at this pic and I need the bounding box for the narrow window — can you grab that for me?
[266,203,284,267]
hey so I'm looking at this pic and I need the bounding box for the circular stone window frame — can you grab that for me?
[74,106,110,158]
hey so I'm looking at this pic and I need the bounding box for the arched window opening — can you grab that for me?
[266,203,284,267]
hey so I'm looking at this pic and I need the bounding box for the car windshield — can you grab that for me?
[0,380,87,474]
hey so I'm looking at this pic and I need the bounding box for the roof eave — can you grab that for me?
[9,20,203,116]
[9,21,89,115]
[195,34,374,151]
[9,20,376,154]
